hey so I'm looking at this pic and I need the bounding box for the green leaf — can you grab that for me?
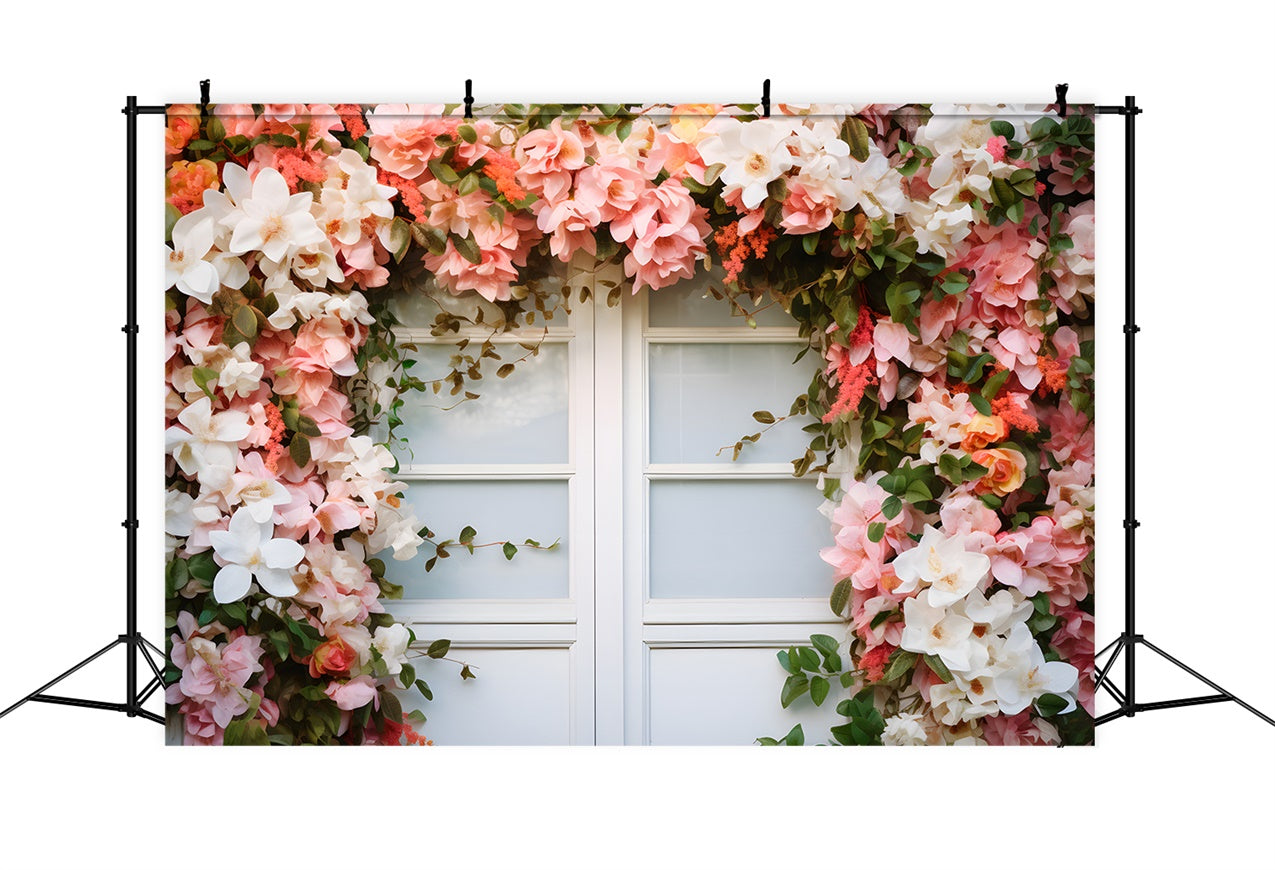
[882,649,918,682]
[294,415,321,438]
[497,364,516,378]
[809,676,830,707]
[232,304,259,341]
[427,157,460,185]
[459,525,477,545]
[981,367,1012,401]
[797,647,821,672]
[415,679,434,701]
[829,578,853,616]
[969,392,993,416]
[1035,693,1070,718]
[461,665,476,680]
[866,522,886,543]
[810,634,839,657]
[457,124,478,144]
[776,649,799,675]
[752,410,776,424]
[450,232,482,265]
[904,480,931,505]
[843,117,871,162]
[388,217,412,264]
[502,542,518,560]
[783,723,805,746]
[426,639,451,659]
[801,233,819,255]
[923,653,954,683]
[780,674,809,709]
[399,662,416,689]
[880,495,903,520]
[192,366,218,399]
[223,719,269,746]
[990,120,1015,139]
[289,434,311,467]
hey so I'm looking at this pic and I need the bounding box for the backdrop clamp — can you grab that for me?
[464,79,474,119]
[761,79,771,118]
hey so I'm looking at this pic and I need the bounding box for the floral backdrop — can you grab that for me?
[164,100,1095,745]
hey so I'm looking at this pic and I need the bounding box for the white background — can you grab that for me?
[1,2,1272,868]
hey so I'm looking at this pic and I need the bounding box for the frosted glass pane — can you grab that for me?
[648,479,829,598]
[648,270,796,328]
[648,343,815,464]
[394,343,568,465]
[384,481,569,599]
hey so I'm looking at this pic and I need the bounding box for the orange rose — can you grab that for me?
[308,637,357,678]
[970,447,1028,496]
[167,159,221,215]
[165,106,201,156]
[960,413,1010,452]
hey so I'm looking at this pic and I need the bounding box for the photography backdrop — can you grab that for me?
[163,102,1095,746]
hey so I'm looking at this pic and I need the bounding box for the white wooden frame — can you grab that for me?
[388,297,597,745]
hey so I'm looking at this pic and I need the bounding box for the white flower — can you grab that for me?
[227,468,292,525]
[216,342,264,399]
[372,623,412,676]
[165,396,251,488]
[992,622,1080,716]
[697,118,795,209]
[881,712,930,746]
[891,525,991,607]
[207,508,305,603]
[899,588,976,673]
[165,211,219,303]
[226,167,325,264]
[368,496,423,561]
[319,149,398,247]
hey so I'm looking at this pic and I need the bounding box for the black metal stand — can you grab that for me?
[1091,96,1274,730]
[0,95,170,727]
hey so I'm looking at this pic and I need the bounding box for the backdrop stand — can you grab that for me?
[0,94,170,727]
[1091,95,1273,729]
[2,88,1270,734]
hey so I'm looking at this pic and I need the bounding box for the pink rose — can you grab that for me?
[325,675,378,711]
[367,104,457,180]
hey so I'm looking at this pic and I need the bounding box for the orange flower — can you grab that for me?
[970,447,1028,496]
[308,637,357,678]
[166,106,200,155]
[960,413,1009,452]
[166,159,221,215]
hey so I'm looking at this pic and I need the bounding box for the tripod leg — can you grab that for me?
[1091,636,1126,697]
[0,638,125,719]
[1139,639,1275,728]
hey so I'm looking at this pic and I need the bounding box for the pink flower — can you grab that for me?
[325,675,379,711]
[1051,606,1095,715]
[981,712,1061,746]
[515,118,587,203]
[985,135,1008,162]
[819,474,913,587]
[536,197,601,262]
[779,180,838,234]
[165,612,265,730]
[367,104,456,180]
[609,178,709,292]
[290,315,362,378]
[574,159,645,223]
[423,207,540,302]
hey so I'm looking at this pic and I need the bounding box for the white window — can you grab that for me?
[388,269,844,744]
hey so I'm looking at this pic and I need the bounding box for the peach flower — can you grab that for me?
[970,447,1027,496]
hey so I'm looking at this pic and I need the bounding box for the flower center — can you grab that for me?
[745,152,769,175]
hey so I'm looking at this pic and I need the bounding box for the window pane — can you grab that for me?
[384,480,570,599]
[394,343,569,466]
[648,343,814,465]
[647,271,797,328]
[648,479,829,598]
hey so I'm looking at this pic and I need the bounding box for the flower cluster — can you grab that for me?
[165,100,1094,745]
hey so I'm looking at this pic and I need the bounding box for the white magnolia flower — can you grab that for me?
[208,508,305,603]
[891,525,991,607]
[958,587,1033,637]
[372,623,412,676]
[226,167,325,264]
[165,396,251,488]
[881,712,930,746]
[899,588,976,673]
[165,211,219,303]
[993,622,1080,716]
[697,118,795,209]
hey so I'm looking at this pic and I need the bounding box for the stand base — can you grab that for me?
[1093,634,1275,728]
[0,633,168,726]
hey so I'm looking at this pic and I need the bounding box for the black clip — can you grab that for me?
[199,78,211,119]
[1055,82,1069,117]
[761,78,771,118]
[464,79,474,119]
